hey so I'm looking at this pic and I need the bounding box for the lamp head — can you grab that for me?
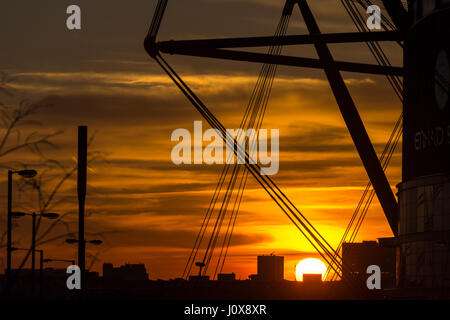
[17,169,37,178]
[41,212,60,219]
[11,211,27,218]
[65,238,78,244]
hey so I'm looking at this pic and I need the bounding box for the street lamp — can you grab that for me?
[65,238,103,245]
[6,169,37,289]
[16,170,38,178]
[44,258,76,266]
[10,247,43,299]
[65,237,102,295]
[65,238,78,245]
[11,211,59,297]
[88,239,103,245]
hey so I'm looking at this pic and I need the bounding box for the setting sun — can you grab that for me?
[295,258,327,281]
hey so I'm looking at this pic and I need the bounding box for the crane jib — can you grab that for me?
[143,0,403,292]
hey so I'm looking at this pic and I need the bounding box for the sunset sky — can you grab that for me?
[0,0,403,280]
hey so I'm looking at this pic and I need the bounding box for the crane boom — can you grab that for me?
[144,0,401,235]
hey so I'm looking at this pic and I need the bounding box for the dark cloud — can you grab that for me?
[103,228,273,249]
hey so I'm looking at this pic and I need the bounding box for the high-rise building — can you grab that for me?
[217,273,236,281]
[102,263,149,282]
[302,273,322,285]
[342,241,396,288]
[257,254,284,281]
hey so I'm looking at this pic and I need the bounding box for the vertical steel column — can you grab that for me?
[31,212,36,297]
[6,170,12,288]
[77,126,87,295]
[39,250,43,299]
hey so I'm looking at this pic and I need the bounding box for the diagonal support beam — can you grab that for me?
[296,0,399,236]
[157,31,405,50]
[157,47,403,76]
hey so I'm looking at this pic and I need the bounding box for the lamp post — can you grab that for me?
[43,258,76,266]
[65,238,103,246]
[6,169,37,290]
[11,211,58,298]
[36,249,43,299]
[43,258,75,300]
[65,237,102,295]
[77,126,87,295]
[11,247,43,299]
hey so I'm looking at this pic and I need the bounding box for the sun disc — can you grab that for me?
[295,258,327,281]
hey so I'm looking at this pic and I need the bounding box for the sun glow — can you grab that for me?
[295,258,327,281]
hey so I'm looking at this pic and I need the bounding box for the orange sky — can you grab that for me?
[0,0,403,281]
